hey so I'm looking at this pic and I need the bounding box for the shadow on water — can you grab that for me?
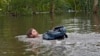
[0,12,100,56]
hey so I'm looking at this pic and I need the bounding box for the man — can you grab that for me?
[27,28,39,38]
[27,26,68,40]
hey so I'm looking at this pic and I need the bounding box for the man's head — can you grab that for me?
[27,28,39,38]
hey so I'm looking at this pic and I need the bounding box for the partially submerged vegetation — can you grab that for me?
[0,0,99,16]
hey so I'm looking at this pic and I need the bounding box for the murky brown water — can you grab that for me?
[0,12,100,56]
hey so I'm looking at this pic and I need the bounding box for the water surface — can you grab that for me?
[0,13,100,56]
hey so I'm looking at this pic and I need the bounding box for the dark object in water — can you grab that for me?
[43,26,68,40]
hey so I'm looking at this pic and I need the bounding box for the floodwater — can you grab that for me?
[0,12,100,56]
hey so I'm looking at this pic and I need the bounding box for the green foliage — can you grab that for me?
[0,0,10,12]
[0,0,98,15]
[4,0,51,15]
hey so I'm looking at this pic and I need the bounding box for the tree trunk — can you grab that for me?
[74,0,76,12]
[50,0,55,15]
[93,0,98,14]
[50,0,55,29]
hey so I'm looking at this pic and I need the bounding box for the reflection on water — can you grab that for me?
[0,13,100,56]
[92,14,100,32]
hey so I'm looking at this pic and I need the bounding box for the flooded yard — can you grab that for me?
[0,12,100,56]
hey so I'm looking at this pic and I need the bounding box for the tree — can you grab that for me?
[93,0,98,14]
[50,0,55,14]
